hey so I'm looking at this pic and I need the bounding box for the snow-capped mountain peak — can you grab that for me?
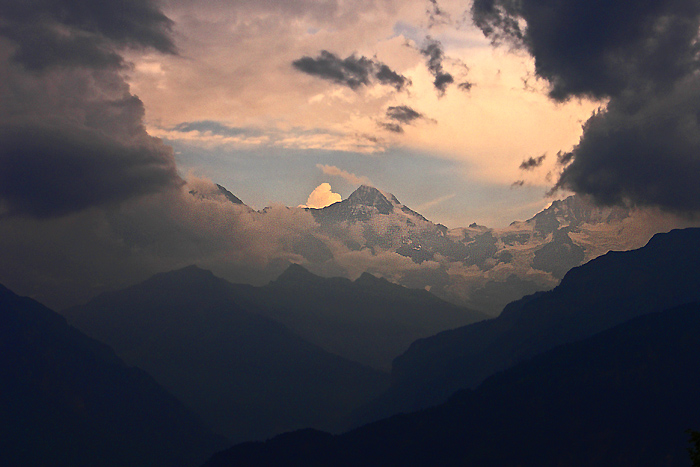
[346,185,399,214]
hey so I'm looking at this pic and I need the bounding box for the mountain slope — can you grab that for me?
[65,266,389,443]
[246,264,485,370]
[297,185,662,315]
[204,301,700,467]
[355,227,700,424]
[0,283,223,467]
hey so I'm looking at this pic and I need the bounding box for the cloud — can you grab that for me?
[386,105,424,124]
[0,0,181,218]
[292,50,410,91]
[0,121,181,218]
[458,81,473,92]
[171,121,252,137]
[426,0,451,29]
[316,164,371,186]
[415,193,456,211]
[519,154,546,171]
[472,0,700,213]
[0,0,176,71]
[471,0,700,102]
[552,83,700,212]
[301,183,342,209]
[379,122,404,133]
[379,105,434,133]
[420,37,454,96]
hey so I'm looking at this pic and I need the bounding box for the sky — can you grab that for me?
[124,0,603,228]
[1,0,699,309]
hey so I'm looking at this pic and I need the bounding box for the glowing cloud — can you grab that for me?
[302,183,342,209]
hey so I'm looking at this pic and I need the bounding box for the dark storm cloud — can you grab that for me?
[0,0,176,70]
[420,37,454,96]
[519,154,546,171]
[0,0,182,218]
[293,51,410,91]
[552,83,700,212]
[471,0,700,101]
[472,0,700,212]
[386,105,424,124]
[0,121,181,218]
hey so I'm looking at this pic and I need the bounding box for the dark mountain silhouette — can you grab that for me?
[246,263,485,370]
[0,283,223,467]
[353,227,700,425]
[65,266,389,443]
[203,301,700,467]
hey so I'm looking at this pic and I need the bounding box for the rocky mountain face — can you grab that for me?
[293,185,655,314]
[0,283,224,467]
[187,183,674,316]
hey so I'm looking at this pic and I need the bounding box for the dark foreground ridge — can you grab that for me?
[204,301,700,466]
[65,265,391,443]
[353,227,700,424]
[0,284,223,467]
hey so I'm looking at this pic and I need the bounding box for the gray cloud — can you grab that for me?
[472,0,700,213]
[293,50,410,91]
[0,0,175,71]
[0,0,182,218]
[380,105,433,133]
[471,0,700,102]
[420,37,454,96]
[0,120,181,218]
[386,105,424,124]
[552,82,700,212]
[426,0,451,28]
[172,121,252,137]
[458,81,473,92]
[379,122,404,133]
[519,154,546,171]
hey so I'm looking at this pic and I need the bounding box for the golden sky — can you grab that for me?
[126,0,600,227]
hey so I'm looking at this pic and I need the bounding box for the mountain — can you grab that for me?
[243,264,486,370]
[353,228,700,425]
[0,283,223,467]
[293,184,662,315]
[188,182,249,207]
[216,184,245,205]
[203,301,700,467]
[311,185,429,225]
[65,266,389,443]
[178,183,674,317]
